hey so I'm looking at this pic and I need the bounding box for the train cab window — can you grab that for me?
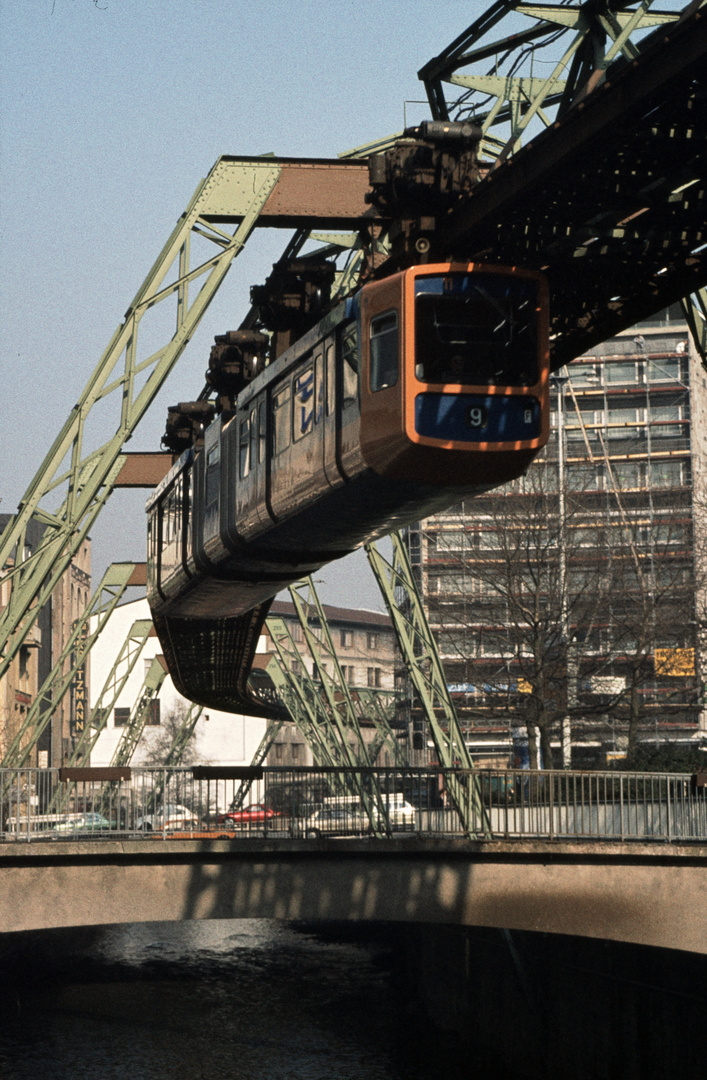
[273,382,291,455]
[239,417,251,478]
[369,310,399,391]
[258,399,267,463]
[293,365,315,441]
[342,324,360,409]
[414,273,539,386]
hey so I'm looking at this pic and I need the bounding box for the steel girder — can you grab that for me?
[0,562,144,769]
[0,157,374,680]
[109,654,167,769]
[287,578,407,767]
[48,617,154,814]
[366,533,490,836]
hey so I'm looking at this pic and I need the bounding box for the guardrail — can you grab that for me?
[1,766,706,842]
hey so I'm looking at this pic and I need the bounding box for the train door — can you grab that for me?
[338,319,365,481]
[323,336,345,490]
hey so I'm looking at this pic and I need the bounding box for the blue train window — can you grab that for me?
[293,366,315,441]
[370,310,399,392]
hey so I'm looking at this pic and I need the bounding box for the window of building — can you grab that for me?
[367,667,382,688]
[114,707,130,727]
[605,361,638,384]
[291,743,301,763]
[146,699,161,726]
[340,628,354,647]
[367,632,379,649]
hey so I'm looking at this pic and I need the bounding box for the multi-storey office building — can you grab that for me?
[410,307,706,767]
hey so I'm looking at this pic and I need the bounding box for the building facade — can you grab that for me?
[0,515,91,768]
[410,307,707,767]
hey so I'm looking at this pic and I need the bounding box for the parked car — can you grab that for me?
[216,803,281,828]
[135,804,201,831]
[304,803,369,839]
[52,812,111,834]
[371,794,416,832]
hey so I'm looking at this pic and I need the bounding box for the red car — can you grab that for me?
[216,803,280,828]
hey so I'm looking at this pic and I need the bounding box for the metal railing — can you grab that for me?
[1,766,706,843]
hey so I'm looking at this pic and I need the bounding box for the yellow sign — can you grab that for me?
[654,648,695,677]
[517,678,533,694]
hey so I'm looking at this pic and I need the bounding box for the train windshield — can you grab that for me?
[414,273,539,386]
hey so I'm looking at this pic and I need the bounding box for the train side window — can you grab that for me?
[258,399,267,463]
[293,365,315,441]
[325,342,336,416]
[342,324,360,409]
[205,443,220,507]
[249,406,258,470]
[314,353,324,425]
[239,418,250,478]
[370,309,399,391]
[273,382,291,455]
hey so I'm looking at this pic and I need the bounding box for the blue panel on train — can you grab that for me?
[414,393,540,442]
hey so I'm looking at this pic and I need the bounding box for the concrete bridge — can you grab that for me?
[1,835,705,955]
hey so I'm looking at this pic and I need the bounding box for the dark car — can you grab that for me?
[216,803,281,828]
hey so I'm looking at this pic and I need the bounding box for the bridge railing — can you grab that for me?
[1,766,706,842]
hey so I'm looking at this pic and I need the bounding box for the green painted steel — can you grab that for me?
[63,618,154,769]
[109,655,167,769]
[264,618,347,768]
[0,161,282,680]
[420,1,686,158]
[0,563,142,770]
[366,532,490,837]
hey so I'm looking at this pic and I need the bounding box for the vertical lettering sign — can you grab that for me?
[71,622,88,737]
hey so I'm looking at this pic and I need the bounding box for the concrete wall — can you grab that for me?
[1,838,705,954]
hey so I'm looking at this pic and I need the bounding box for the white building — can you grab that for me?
[89,597,266,768]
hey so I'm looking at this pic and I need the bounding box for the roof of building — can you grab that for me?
[270,599,392,630]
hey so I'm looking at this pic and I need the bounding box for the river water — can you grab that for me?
[0,920,467,1080]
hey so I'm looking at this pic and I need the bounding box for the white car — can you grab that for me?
[373,795,415,832]
[135,804,201,831]
[304,804,369,838]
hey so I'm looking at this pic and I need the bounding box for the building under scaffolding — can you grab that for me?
[409,307,707,768]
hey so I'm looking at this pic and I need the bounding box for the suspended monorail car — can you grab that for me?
[146,262,550,714]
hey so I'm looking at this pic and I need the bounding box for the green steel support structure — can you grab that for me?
[109,656,167,770]
[0,563,143,770]
[0,159,285,678]
[366,533,490,836]
[48,617,154,814]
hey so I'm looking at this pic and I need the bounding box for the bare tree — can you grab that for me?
[140,700,200,767]
[422,461,701,767]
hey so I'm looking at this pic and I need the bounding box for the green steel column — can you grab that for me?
[1,563,142,769]
[366,532,489,836]
[110,655,167,769]
[0,161,281,678]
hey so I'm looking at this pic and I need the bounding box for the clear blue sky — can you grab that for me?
[1,0,486,607]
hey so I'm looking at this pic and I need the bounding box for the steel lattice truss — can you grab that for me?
[1,1,705,753]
